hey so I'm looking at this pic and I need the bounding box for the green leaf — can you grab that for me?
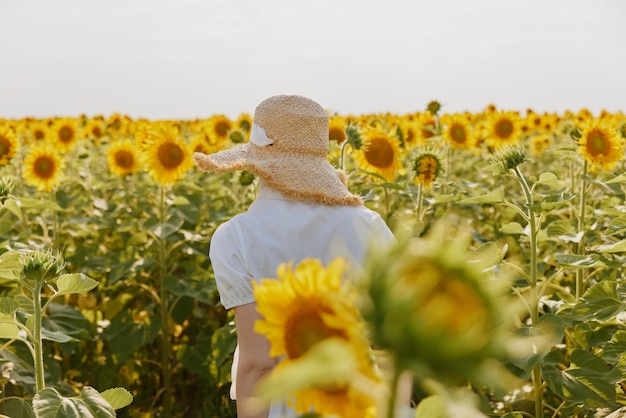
[0,297,19,315]
[0,322,19,339]
[100,387,133,410]
[414,395,447,418]
[16,197,64,212]
[171,195,190,206]
[543,350,619,409]
[510,314,565,374]
[101,310,161,364]
[466,241,507,269]
[146,217,184,239]
[2,198,22,217]
[55,273,99,296]
[40,328,77,343]
[32,386,115,418]
[1,398,34,418]
[535,172,562,190]
[605,172,626,184]
[457,186,504,204]
[569,281,626,321]
[538,192,576,211]
[606,215,626,236]
[500,222,526,235]
[555,254,605,268]
[0,251,22,282]
[596,239,626,254]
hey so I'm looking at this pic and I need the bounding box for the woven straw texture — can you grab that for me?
[193,95,362,206]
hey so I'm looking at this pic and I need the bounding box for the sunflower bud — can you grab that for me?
[426,100,442,116]
[20,248,65,286]
[239,170,255,186]
[360,216,515,386]
[229,129,245,144]
[0,176,15,200]
[488,145,526,174]
[345,123,362,150]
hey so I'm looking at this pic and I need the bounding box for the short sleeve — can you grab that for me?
[209,221,256,309]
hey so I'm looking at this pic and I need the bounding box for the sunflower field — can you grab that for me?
[0,103,624,418]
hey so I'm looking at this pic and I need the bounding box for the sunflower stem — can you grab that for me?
[575,160,588,299]
[158,185,172,413]
[415,182,423,222]
[512,166,543,418]
[32,279,46,393]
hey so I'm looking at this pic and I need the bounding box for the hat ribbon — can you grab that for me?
[250,123,274,146]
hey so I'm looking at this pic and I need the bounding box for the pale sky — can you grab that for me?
[1,0,625,120]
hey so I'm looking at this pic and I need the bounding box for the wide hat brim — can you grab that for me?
[193,143,362,206]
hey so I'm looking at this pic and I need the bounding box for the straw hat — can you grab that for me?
[193,95,363,206]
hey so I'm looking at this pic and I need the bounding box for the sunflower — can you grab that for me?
[106,139,140,176]
[26,120,49,143]
[351,126,404,181]
[416,112,439,143]
[140,124,194,186]
[482,111,522,149]
[0,125,19,165]
[396,118,421,151]
[235,113,252,133]
[440,113,476,151]
[51,117,80,153]
[529,133,552,156]
[577,118,625,171]
[361,216,516,385]
[22,143,65,192]
[329,115,348,145]
[254,258,364,360]
[206,115,233,143]
[84,117,107,142]
[412,149,444,189]
[253,258,380,416]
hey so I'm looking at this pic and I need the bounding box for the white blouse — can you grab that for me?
[209,181,395,310]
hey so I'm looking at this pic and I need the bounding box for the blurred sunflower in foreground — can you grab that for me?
[140,124,194,186]
[576,118,624,171]
[359,215,520,388]
[252,258,381,417]
[22,143,65,192]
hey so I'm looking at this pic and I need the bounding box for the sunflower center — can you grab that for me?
[92,126,103,138]
[329,127,346,144]
[415,155,439,185]
[214,121,231,138]
[33,156,56,179]
[0,138,9,158]
[34,130,45,140]
[230,130,245,144]
[586,128,609,156]
[449,124,467,144]
[494,119,513,139]
[58,126,74,143]
[114,150,135,169]
[407,263,490,335]
[157,142,184,169]
[364,137,395,169]
[284,307,346,359]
